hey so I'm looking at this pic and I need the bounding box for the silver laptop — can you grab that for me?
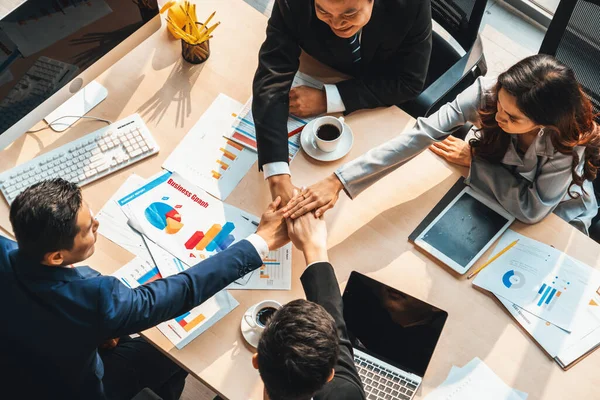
[343,272,448,400]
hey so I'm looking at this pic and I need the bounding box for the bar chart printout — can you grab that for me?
[157,290,239,349]
[112,257,162,288]
[112,257,239,349]
[228,243,293,290]
[473,229,600,333]
[226,72,324,162]
[535,278,568,309]
[162,94,258,200]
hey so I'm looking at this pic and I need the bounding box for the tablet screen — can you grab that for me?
[421,191,509,267]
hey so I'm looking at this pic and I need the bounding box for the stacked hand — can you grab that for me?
[282,174,344,219]
[256,189,329,264]
[286,197,329,264]
[268,175,298,207]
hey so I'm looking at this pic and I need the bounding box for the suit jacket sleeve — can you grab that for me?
[335,0,432,113]
[252,0,302,169]
[97,240,262,339]
[335,76,490,199]
[301,263,365,399]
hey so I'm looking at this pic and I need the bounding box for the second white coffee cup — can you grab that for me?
[243,300,281,333]
[311,116,345,153]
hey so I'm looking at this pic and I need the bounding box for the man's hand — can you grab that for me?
[429,136,472,167]
[99,338,120,350]
[256,197,290,251]
[289,86,327,118]
[286,212,328,265]
[268,174,297,207]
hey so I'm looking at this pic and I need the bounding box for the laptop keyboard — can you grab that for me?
[354,354,418,400]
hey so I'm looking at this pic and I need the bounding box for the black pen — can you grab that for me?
[242,215,259,227]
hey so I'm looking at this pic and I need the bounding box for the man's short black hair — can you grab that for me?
[257,299,339,400]
[9,179,83,262]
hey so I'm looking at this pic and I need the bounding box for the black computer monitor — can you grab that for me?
[0,0,161,150]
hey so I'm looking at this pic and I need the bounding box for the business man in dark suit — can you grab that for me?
[0,179,288,400]
[253,0,432,204]
[252,210,365,399]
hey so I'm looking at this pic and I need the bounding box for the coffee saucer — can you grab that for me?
[241,305,260,348]
[300,119,354,162]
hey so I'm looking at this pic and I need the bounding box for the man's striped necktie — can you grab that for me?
[348,32,361,64]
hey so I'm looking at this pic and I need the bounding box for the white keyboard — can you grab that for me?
[0,114,159,204]
[0,56,78,133]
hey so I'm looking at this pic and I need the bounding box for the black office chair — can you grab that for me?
[538,0,600,240]
[402,0,489,121]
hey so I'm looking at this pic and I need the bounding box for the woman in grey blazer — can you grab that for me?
[283,55,600,234]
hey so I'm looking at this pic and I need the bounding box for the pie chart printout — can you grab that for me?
[145,202,184,234]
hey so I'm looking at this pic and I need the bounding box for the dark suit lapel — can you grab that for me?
[360,0,385,66]
[319,23,353,67]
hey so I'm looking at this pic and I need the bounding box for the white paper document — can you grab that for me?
[473,230,600,332]
[425,358,527,400]
[226,72,323,162]
[112,257,238,349]
[163,94,257,200]
[228,243,293,290]
[97,175,153,264]
[117,171,257,266]
[96,174,190,278]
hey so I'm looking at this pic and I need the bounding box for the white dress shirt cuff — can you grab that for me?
[245,234,270,259]
[324,84,346,113]
[263,162,291,180]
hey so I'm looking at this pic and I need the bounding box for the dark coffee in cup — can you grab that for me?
[316,124,341,141]
[256,306,277,327]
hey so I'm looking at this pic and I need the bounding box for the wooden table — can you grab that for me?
[1,1,600,399]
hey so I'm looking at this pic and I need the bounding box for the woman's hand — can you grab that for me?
[282,174,344,219]
[429,136,472,167]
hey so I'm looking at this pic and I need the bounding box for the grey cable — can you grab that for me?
[26,115,113,133]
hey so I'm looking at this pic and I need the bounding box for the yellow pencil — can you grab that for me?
[467,239,519,280]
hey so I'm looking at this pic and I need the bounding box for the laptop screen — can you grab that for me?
[343,272,448,377]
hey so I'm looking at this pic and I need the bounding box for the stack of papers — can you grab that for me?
[112,257,239,349]
[226,72,323,162]
[473,230,600,368]
[424,358,527,400]
[98,172,292,289]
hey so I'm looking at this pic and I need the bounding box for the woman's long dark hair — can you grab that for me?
[470,54,600,196]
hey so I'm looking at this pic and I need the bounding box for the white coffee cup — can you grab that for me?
[243,300,281,332]
[312,116,345,153]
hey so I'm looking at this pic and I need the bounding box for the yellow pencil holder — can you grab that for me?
[181,39,210,64]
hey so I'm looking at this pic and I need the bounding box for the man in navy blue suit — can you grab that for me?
[0,178,288,400]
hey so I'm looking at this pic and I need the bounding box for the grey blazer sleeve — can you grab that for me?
[335,77,493,199]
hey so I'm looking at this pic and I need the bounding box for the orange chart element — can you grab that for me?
[590,299,598,306]
[166,217,184,234]
[195,224,222,250]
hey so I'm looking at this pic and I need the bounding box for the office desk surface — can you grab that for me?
[1,1,600,399]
